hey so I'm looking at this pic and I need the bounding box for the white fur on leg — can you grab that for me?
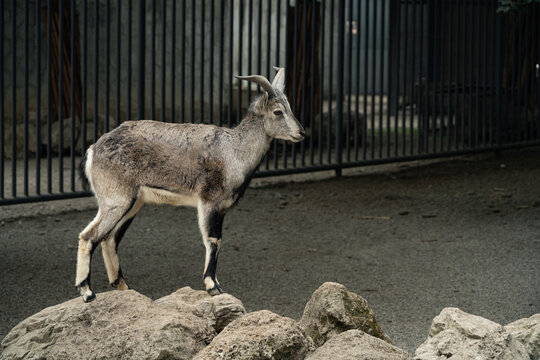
[75,237,94,286]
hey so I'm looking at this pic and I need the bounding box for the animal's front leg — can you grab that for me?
[197,203,224,296]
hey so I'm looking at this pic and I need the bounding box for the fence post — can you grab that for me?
[136,0,145,120]
[335,0,345,176]
[495,10,502,150]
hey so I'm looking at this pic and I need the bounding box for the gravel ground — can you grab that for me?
[1,146,539,355]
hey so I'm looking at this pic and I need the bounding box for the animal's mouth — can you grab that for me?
[291,134,305,142]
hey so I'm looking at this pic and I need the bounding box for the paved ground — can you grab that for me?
[1,146,539,354]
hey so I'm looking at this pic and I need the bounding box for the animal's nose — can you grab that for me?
[299,129,306,137]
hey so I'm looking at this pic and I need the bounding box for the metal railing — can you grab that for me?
[1,0,539,205]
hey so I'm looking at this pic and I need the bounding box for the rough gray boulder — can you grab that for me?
[299,282,391,346]
[1,287,245,360]
[505,314,540,360]
[414,307,530,360]
[155,286,246,333]
[305,330,411,360]
[193,310,315,360]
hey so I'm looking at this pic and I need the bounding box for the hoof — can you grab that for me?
[111,277,129,291]
[207,284,224,296]
[82,291,96,303]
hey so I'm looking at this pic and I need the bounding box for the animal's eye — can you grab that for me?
[273,110,283,116]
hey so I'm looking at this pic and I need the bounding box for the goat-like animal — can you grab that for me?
[76,68,305,302]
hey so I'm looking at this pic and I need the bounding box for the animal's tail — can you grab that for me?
[79,148,91,192]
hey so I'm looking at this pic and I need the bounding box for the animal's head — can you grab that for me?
[236,68,305,142]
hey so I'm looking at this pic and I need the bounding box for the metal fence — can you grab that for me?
[1,0,539,205]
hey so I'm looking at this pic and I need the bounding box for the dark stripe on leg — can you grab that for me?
[204,242,219,280]
[115,217,135,251]
[208,211,224,239]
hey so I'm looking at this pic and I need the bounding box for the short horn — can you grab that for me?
[271,67,285,93]
[235,75,277,98]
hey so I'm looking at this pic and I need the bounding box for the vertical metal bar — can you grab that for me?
[474,0,480,146]
[201,0,206,123]
[394,0,400,156]
[536,3,540,140]
[291,0,299,167]
[454,0,459,149]
[516,11,523,142]
[319,0,325,164]
[467,2,473,146]
[495,11,502,148]
[82,0,87,154]
[438,0,444,151]
[328,0,334,165]
[247,0,253,105]
[70,0,76,191]
[126,0,132,122]
[460,1,465,148]
[105,0,110,132]
[192,0,196,124]
[432,1,438,152]
[171,0,176,122]
[47,0,52,194]
[265,0,272,170]
[380,0,386,158]
[309,0,316,165]
[523,5,530,141]
[116,1,121,126]
[401,0,407,156]
[161,0,167,122]
[482,0,487,146]
[409,0,415,155]
[94,0,99,142]
[299,0,307,166]
[209,0,215,124]
[274,0,281,169]
[447,0,453,151]
[0,3,3,199]
[59,0,64,193]
[24,0,29,196]
[11,0,17,197]
[335,0,345,176]
[218,0,224,126]
[388,0,394,157]
[354,0,360,160]
[136,0,145,120]
[363,0,369,159]
[35,0,42,194]
[237,0,243,125]
[0,1,3,198]
[346,0,352,162]
[151,0,156,119]
[181,0,186,123]
[371,0,377,159]
[227,0,233,128]
[284,0,291,168]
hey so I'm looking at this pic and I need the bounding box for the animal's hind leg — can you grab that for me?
[76,198,137,302]
[101,199,142,290]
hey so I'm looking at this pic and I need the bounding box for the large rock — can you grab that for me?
[0,288,245,360]
[155,286,246,333]
[299,282,391,346]
[305,330,411,360]
[193,310,315,360]
[414,307,530,360]
[505,314,540,359]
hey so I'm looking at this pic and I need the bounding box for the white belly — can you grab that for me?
[138,186,199,207]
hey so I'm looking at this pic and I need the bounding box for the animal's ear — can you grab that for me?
[272,67,285,93]
[253,91,269,112]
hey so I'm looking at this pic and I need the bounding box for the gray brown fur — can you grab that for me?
[75,68,305,302]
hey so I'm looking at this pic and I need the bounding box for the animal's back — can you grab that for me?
[88,120,228,200]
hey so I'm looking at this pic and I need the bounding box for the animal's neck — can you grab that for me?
[233,113,272,174]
